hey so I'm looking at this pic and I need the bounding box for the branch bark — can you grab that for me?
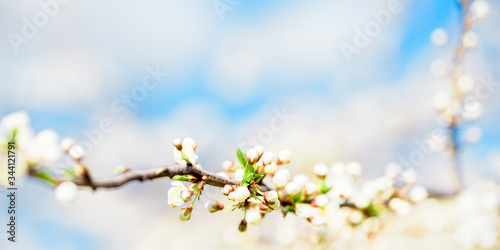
[34,164,239,190]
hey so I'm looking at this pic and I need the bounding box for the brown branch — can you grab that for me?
[34,164,239,190]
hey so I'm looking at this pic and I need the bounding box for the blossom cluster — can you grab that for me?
[167,138,428,239]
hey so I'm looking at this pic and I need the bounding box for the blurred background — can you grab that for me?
[0,0,499,249]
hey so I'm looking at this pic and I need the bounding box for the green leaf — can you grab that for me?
[237,148,248,167]
[172,175,196,182]
[36,170,57,186]
[244,163,255,179]
[155,167,168,176]
[283,205,295,217]
[9,128,18,143]
[251,192,263,203]
[291,192,304,203]
[320,182,332,194]
[241,173,254,186]
[254,172,265,182]
[63,169,77,179]
[366,203,380,217]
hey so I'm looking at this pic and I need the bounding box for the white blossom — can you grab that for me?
[264,162,277,174]
[313,163,328,177]
[234,186,250,202]
[246,149,259,164]
[222,160,234,171]
[284,182,301,196]
[168,181,189,207]
[292,174,309,186]
[222,185,233,195]
[261,152,274,165]
[272,169,290,188]
[311,215,327,226]
[346,161,362,177]
[55,181,78,206]
[305,182,318,195]
[234,168,245,181]
[264,190,279,202]
[314,195,329,208]
[268,199,281,210]
[470,0,490,19]
[246,210,262,225]
[277,150,291,164]
[409,185,428,202]
[25,129,61,167]
[430,28,448,46]
[60,138,75,152]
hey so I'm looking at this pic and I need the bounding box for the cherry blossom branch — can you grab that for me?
[30,164,239,190]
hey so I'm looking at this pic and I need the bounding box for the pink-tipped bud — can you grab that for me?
[178,205,193,221]
[222,160,234,171]
[206,200,224,213]
[246,149,259,164]
[238,220,247,232]
[264,190,279,202]
[222,185,234,195]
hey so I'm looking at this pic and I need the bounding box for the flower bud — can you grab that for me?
[173,138,183,151]
[254,146,264,157]
[389,198,412,216]
[246,210,263,225]
[470,0,490,19]
[264,190,279,202]
[55,181,78,206]
[222,185,234,195]
[264,162,277,174]
[206,200,224,213]
[310,215,326,226]
[284,182,300,196]
[254,160,264,172]
[353,194,370,209]
[234,168,245,181]
[248,197,263,205]
[182,137,197,150]
[181,189,193,201]
[246,149,259,164]
[189,183,201,194]
[234,186,251,202]
[313,163,328,178]
[305,182,318,195]
[60,138,75,152]
[228,191,235,201]
[349,210,363,224]
[292,174,309,186]
[68,145,84,160]
[238,220,247,232]
[178,206,193,221]
[277,150,291,164]
[409,185,428,202]
[272,169,290,188]
[346,162,362,177]
[268,199,281,210]
[312,194,329,208]
[261,152,274,165]
[222,160,234,171]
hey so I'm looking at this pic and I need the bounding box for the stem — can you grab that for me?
[31,164,238,190]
